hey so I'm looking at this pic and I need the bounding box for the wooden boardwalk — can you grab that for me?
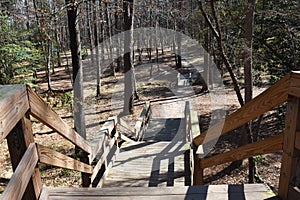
[43,184,277,199]
[102,118,189,187]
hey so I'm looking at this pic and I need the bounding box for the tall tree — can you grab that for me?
[244,0,256,183]
[66,0,90,187]
[123,0,135,114]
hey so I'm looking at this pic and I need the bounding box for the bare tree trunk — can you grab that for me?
[123,0,135,114]
[66,0,89,187]
[93,0,101,97]
[244,0,256,183]
[46,39,52,91]
[198,0,244,106]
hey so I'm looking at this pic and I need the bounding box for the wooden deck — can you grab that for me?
[102,118,188,187]
[42,184,278,200]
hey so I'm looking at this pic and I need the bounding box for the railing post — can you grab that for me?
[6,114,42,199]
[193,147,204,185]
[279,96,300,199]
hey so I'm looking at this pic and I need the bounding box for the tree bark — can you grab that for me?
[244,0,256,183]
[66,0,86,138]
[123,0,135,114]
[198,0,244,106]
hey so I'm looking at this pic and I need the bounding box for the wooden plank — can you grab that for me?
[120,133,136,143]
[200,134,283,169]
[90,116,116,162]
[288,186,300,200]
[37,144,93,174]
[190,111,200,139]
[193,74,290,146]
[22,114,43,199]
[118,118,135,135]
[279,97,300,199]
[193,155,203,185]
[91,137,116,182]
[6,117,42,200]
[296,133,300,150]
[27,86,92,155]
[39,187,49,200]
[0,85,29,142]
[135,101,151,140]
[45,184,273,195]
[1,143,39,200]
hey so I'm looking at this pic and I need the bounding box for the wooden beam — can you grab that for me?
[90,117,116,162]
[0,85,29,142]
[6,117,42,200]
[296,133,300,150]
[27,86,92,155]
[1,143,39,200]
[190,111,201,139]
[22,114,43,199]
[37,144,93,174]
[39,188,49,200]
[135,101,151,140]
[279,97,300,199]
[200,134,283,169]
[91,137,116,183]
[193,74,289,146]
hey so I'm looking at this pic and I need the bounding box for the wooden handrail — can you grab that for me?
[200,134,283,169]
[193,73,290,147]
[134,101,151,141]
[90,116,117,162]
[37,144,93,174]
[27,86,92,155]
[0,85,30,142]
[1,143,38,200]
[0,85,121,198]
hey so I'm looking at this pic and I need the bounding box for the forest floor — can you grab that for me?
[0,51,283,194]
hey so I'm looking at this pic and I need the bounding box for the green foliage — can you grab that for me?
[190,0,299,85]
[0,14,45,85]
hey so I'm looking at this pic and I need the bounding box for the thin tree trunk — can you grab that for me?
[123,0,135,114]
[46,39,52,91]
[198,1,244,106]
[66,0,89,187]
[244,0,256,183]
[93,0,101,97]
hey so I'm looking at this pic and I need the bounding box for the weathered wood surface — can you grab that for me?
[201,134,283,169]
[135,101,151,140]
[102,118,187,187]
[27,86,92,154]
[91,136,117,182]
[296,132,300,150]
[41,184,277,200]
[193,74,289,146]
[6,116,42,199]
[0,85,29,142]
[279,97,300,199]
[90,116,117,162]
[1,143,38,200]
[37,144,93,174]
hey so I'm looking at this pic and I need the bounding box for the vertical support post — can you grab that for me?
[6,114,42,200]
[193,147,204,185]
[279,97,300,199]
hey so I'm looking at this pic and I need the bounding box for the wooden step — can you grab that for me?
[41,184,278,200]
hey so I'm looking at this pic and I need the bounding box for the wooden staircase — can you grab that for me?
[41,184,276,200]
[2,72,300,199]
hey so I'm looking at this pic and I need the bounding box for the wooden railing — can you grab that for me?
[184,101,202,185]
[0,85,119,200]
[134,101,151,141]
[192,71,300,199]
